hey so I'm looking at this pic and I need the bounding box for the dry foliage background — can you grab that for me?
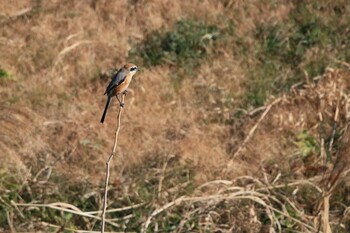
[0,0,350,232]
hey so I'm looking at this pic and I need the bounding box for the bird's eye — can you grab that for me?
[130,67,138,71]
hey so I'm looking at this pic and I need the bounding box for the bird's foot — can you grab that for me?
[120,102,125,108]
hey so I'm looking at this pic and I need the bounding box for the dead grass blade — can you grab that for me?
[39,221,127,233]
[227,97,283,168]
[13,202,120,228]
[141,179,318,233]
[84,202,145,215]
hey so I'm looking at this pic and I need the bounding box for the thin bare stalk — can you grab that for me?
[101,94,125,233]
[227,97,282,169]
[323,194,332,233]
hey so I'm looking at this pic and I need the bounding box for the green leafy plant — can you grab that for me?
[297,131,320,157]
[0,68,8,78]
[0,67,13,83]
[130,19,219,67]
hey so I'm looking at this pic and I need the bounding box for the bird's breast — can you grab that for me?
[114,74,133,94]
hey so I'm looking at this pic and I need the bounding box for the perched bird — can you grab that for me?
[100,63,139,123]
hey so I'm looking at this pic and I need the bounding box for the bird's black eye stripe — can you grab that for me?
[130,67,138,71]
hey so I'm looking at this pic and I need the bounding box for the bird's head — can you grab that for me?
[123,63,139,75]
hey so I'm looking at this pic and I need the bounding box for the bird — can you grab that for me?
[100,63,139,123]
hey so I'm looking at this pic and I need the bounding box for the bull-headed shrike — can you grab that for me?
[100,63,139,123]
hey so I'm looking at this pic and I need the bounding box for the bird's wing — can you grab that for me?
[104,69,127,95]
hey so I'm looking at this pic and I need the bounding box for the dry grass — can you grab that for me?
[1,0,350,232]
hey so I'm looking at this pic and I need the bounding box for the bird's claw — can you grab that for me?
[120,103,125,108]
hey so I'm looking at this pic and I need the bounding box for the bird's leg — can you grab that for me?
[116,95,125,108]
[122,89,128,95]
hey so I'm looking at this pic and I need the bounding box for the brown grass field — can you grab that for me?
[1,0,350,232]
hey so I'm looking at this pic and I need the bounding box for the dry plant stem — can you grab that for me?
[101,94,125,233]
[141,191,316,232]
[6,211,15,233]
[227,98,282,169]
[328,101,340,160]
[158,155,174,198]
[323,194,332,233]
[14,202,120,228]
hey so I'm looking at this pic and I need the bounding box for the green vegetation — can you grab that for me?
[0,68,9,78]
[0,170,21,227]
[121,155,195,231]
[130,19,219,68]
[0,67,12,84]
[242,1,349,107]
[0,170,98,230]
[297,130,320,157]
[130,19,220,91]
[0,156,195,232]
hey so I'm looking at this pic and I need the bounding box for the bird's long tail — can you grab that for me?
[100,97,111,123]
